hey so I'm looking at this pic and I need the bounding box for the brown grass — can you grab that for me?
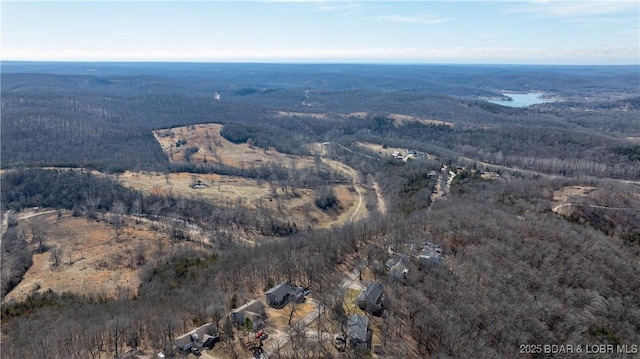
[265,301,317,331]
[118,171,356,230]
[552,185,596,215]
[3,210,200,303]
[274,111,453,127]
[120,171,269,204]
[149,122,374,228]
[274,111,329,120]
[386,113,453,127]
[356,142,440,161]
[150,123,367,228]
[343,288,366,316]
[153,123,315,169]
[357,142,408,157]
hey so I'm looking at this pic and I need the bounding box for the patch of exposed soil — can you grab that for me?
[552,186,596,215]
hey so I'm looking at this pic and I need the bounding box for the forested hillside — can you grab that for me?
[1,62,639,358]
[3,64,639,178]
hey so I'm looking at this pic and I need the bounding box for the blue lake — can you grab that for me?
[487,92,553,108]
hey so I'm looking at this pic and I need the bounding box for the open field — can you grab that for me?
[357,142,408,158]
[356,141,439,161]
[151,123,373,227]
[151,123,369,228]
[3,210,198,303]
[2,166,361,230]
[266,300,317,331]
[274,111,453,127]
[153,123,316,169]
[552,185,597,215]
[551,184,640,217]
[120,171,275,204]
[118,171,358,229]
[385,113,454,127]
[274,111,330,120]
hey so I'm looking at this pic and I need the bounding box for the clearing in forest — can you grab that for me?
[118,171,358,229]
[153,123,316,169]
[385,113,454,127]
[2,210,197,303]
[356,142,439,161]
[151,123,370,227]
[551,185,597,215]
[274,111,453,127]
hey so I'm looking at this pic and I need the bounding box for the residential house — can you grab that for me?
[385,256,408,279]
[229,299,266,330]
[174,323,217,355]
[265,282,302,308]
[356,282,385,315]
[418,247,442,264]
[347,314,371,351]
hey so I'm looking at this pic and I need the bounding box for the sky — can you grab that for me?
[1,0,639,64]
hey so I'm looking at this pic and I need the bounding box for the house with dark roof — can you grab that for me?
[174,323,217,356]
[356,282,385,315]
[347,314,371,351]
[229,299,265,330]
[265,282,302,308]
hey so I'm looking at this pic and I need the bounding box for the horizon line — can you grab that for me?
[3,60,639,67]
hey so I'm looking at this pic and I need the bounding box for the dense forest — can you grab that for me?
[1,62,639,358]
[3,64,639,179]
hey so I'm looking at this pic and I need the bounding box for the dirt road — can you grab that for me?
[322,158,366,222]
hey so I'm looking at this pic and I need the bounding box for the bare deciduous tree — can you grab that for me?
[49,245,63,268]
[29,223,47,253]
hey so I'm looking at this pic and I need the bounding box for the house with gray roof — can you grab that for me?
[174,323,217,356]
[265,282,302,308]
[418,247,442,264]
[385,255,409,279]
[347,314,371,351]
[229,299,265,330]
[356,282,385,315]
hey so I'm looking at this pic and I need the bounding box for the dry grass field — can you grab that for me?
[149,123,369,228]
[119,171,272,203]
[153,123,316,169]
[356,141,440,161]
[274,111,330,120]
[3,210,199,303]
[551,185,597,215]
[274,111,453,127]
[118,171,357,229]
[1,125,380,307]
[356,142,409,157]
[385,113,453,127]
